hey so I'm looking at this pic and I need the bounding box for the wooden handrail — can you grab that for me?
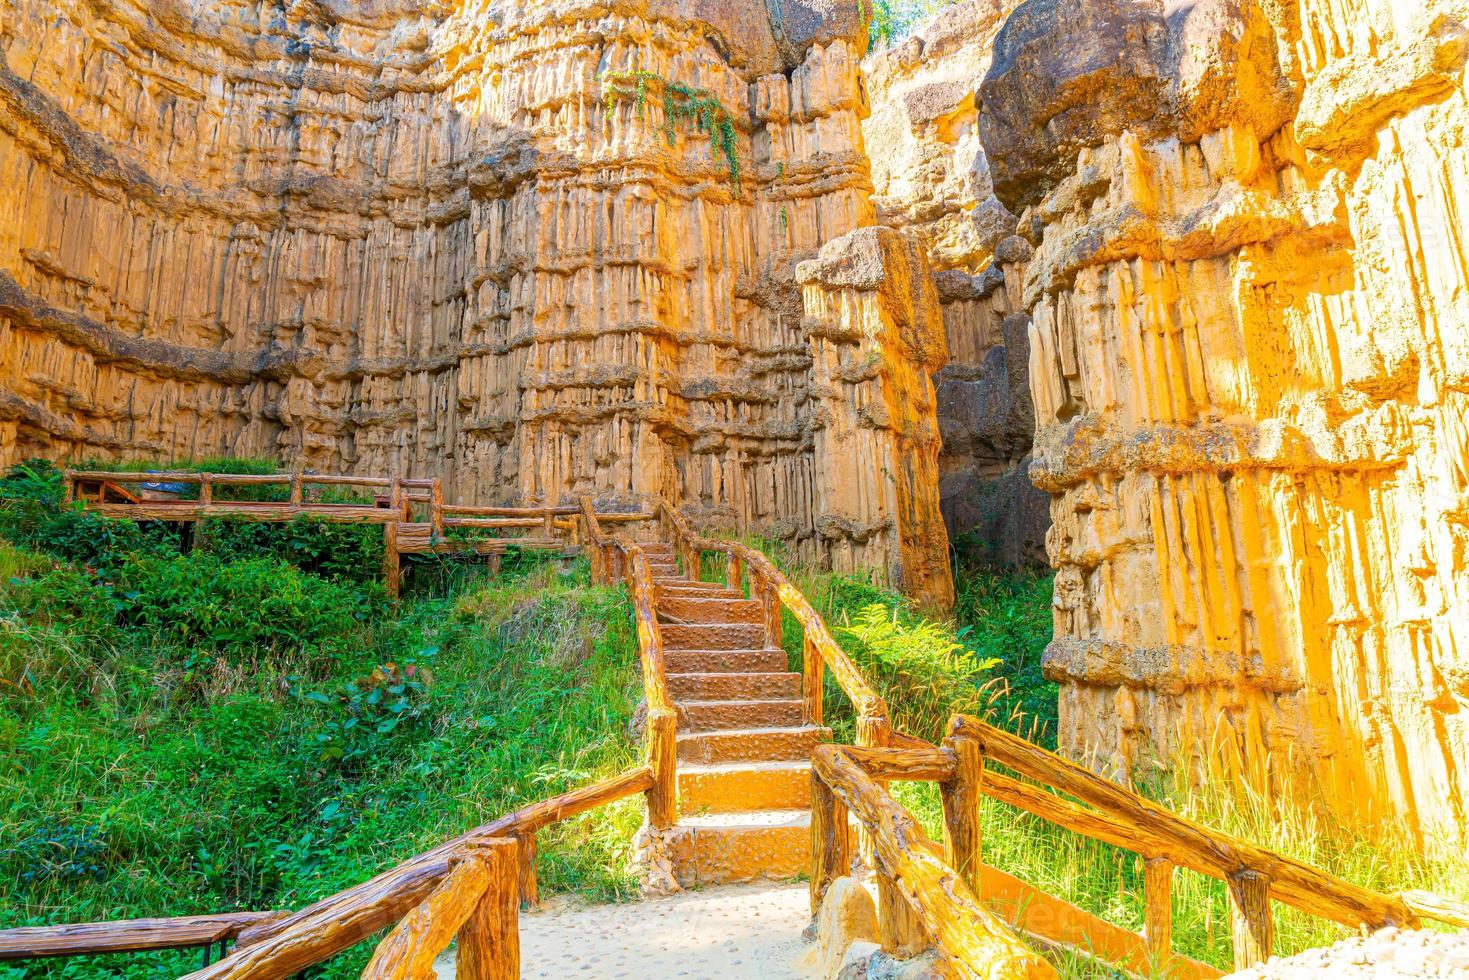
[816,718,1465,977]
[616,532,678,830]
[362,840,516,979]
[811,744,1056,979]
[654,498,887,730]
[179,767,652,979]
[950,715,1418,932]
[0,912,284,961]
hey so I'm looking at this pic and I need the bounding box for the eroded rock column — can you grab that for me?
[982,0,1469,848]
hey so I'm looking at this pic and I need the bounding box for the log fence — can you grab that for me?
[62,470,652,597]
[811,713,1469,979]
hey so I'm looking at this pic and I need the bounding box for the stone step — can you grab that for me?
[678,760,811,814]
[663,648,788,674]
[677,724,830,764]
[667,671,801,701]
[678,699,804,731]
[657,596,762,625]
[660,622,767,651]
[657,582,745,600]
[670,809,810,886]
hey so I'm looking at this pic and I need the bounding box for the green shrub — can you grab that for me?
[199,516,385,584]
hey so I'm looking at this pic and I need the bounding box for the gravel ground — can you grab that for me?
[1224,928,1469,979]
[434,882,816,978]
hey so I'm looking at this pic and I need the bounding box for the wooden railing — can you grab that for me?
[653,498,888,742]
[577,497,676,830]
[811,713,1469,978]
[0,769,654,975]
[64,470,654,597]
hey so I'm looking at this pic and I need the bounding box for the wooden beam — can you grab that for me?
[1143,857,1174,967]
[811,746,1056,980]
[952,715,1415,930]
[843,744,956,783]
[1228,870,1273,971]
[0,912,283,961]
[809,771,852,916]
[980,864,1220,980]
[941,731,983,896]
[456,840,519,980]
[361,845,500,978]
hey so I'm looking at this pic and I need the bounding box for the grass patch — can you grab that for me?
[0,462,643,979]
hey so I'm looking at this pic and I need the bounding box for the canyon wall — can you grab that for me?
[982,0,1469,849]
[0,0,953,604]
[861,0,1049,565]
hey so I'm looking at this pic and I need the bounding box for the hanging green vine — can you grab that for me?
[602,69,742,187]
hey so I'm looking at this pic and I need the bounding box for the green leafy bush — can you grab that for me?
[300,660,438,771]
[199,516,385,584]
[832,594,1000,742]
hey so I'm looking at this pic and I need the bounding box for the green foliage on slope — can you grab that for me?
[0,460,642,979]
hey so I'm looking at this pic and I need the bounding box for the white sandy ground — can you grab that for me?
[434,882,818,979]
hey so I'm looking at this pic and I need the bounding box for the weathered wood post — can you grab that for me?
[384,477,402,600]
[514,832,539,909]
[646,707,678,830]
[430,480,445,540]
[455,839,519,980]
[61,470,75,505]
[760,576,782,649]
[1228,869,1273,970]
[809,770,851,916]
[289,469,303,507]
[940,725,982,896]
[199,473,213,508]
[802,635,823,727]
[1143,857,1174,967]
[854,707,920,954]
[541,506,555,542]
[725,552,742,594]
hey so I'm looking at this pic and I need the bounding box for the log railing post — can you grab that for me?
[455,839,519,980]
[809,772,851,916]
[199,474,213,509]
[725,552,742,594]
[384,477,402,600]
[542,507,555,541]
[515,832,538,910]
[289,470,303,507]
[802,635,823,727]
[940,729,982,896]
[1228,869,1273,971]
[760,576,781,649]
[62,470,75,505]
[646,707,678,830]
[430,480,445,540]
[1144,857,1174,967]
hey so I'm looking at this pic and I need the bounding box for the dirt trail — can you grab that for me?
[433,882,816,978]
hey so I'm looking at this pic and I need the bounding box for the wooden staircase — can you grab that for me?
[642,542,831,886]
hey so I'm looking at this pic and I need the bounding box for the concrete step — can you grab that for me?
[678,760,811,814]
[670,809,810,886]
[664,648,788,674]
[678,699,804,731]
[661,622,767,651]
[658,582,745,600]
[677,724,830,764]
[667,671,801,701]
[657,596,762,625]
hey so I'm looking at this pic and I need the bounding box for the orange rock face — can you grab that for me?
[0,0,952,601]
[982,0,1469,849]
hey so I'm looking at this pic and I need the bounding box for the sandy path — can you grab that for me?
[434,882,817,979]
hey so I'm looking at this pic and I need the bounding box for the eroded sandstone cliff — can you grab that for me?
[982,0,1469,848]
[0,0,953,605]
[861,0,1049,566]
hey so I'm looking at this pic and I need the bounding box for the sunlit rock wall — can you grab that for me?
[982,0,1469,848]
[861,1,1048,566]
[0,0,951,594]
